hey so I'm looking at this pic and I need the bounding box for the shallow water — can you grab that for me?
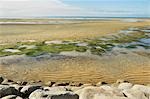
[140,38,150,44]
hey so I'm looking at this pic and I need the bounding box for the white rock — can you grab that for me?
[116,79,129,84]
[99,85,113,91]
[29,89,79,99]
[118,83,133,90]
[76,86,124,99]
[1,95,23,99]
[123,89,148,99]
[43,86,67,92]
[131,85,150,94]
[65,86,83,92]
[29,89,44,99]
[94,94,127,99]
[96,81,107,86]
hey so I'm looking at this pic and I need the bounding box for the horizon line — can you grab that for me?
[0,16,150,19]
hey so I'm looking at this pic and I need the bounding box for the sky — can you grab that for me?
[0,0,149,18]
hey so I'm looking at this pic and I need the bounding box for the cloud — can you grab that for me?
[0,0,84,18]
[0,0,149,18]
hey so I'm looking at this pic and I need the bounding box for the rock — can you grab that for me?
[0,78,149,99]
[0,77,4,84]
[123,89,148,99]
[29,89,79,99]
[94,94,127,99]
[20,85,42,97]
[99,85,113,91]
[96,81,108,86]
[45,81,55,87]
[1,95,23,99]
[36,80,42,83]
[76,86,124,99]
[65,86,83,92]
[9,84,23,91]
[52,82,70,87]
[49,92,79,99]
[131,84,150,95]
[7,80,14,83]
[116,79,129,84]
[30,80,36,84]
[81,83,93,87]
[2,79,16,85]
[43,86,67,92]
[17,81,28,86]
[118,83,133,90]
[69,82,83,87]
[29,89,44,99]
[0,85,22,98]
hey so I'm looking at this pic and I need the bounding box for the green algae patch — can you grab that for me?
[0,27,149,57]
[90,47,105,56]
[75,46,88,52]
[108,32,148,44]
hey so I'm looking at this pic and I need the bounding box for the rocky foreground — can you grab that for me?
[0,77,149,99]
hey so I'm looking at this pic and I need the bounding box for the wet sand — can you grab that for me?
[0,19,150,44]
[0,50,149,84]
[0,18,150,84]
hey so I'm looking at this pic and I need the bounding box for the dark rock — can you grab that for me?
[0,85,22,98]
[0,77,4,84]
[69,82,83,87]
[53,82,70,87]
[116,79,129,84]
[50,93,79,99]
[7,80,14,83]
[9,84,23,92]
[20,85,42,97]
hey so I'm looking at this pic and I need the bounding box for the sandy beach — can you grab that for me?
[0,18,150,85]
[0,19,150,44]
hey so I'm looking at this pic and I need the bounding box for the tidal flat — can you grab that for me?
[0,18,150,84]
